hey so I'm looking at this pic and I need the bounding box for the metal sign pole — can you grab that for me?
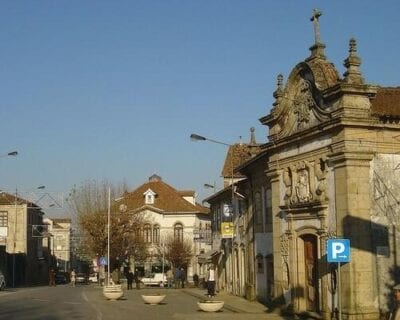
[338,262,342,320]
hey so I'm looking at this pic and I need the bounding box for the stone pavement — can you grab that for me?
[182,287,292,319]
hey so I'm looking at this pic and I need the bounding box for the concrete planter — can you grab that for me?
[197,300,224,312]
[141,294,166,305]
[103,285,123,300]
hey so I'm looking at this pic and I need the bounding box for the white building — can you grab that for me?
[121,174,211,282]
[43,218,71,272]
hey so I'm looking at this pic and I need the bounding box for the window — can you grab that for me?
[174,223,183,241]
[0,211,8,227]
[153,224,160,244]
[144,224,152,243]
[134,227,143,241]
[257,254,264,273]
[143,189,156,204]
[54,235,65,251]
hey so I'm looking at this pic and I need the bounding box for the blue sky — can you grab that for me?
[1,1,399,216]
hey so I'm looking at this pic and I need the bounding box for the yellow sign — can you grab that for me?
[221,222,234,238]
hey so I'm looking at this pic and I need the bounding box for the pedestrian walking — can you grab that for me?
[207,264,216,298]
[180,267,186,288]
[127,269,134,290]
[391,284,400,320]
[70,269,76,287]
[99,267,106,286]
[134,269,141,289]
[48,268,56,287]
[193,273,199,287]
[174,267,181,289]
[166,269,173,288]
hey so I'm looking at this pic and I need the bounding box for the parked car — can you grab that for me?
[76,273,89,284]
[140,273,167,287]
[0,271,6,290]
[89,274,98,283]
[55,274,67,284]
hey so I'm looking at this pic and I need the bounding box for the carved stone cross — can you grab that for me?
[310,9,322,44]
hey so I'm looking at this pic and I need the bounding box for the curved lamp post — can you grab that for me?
[190,133,236,293]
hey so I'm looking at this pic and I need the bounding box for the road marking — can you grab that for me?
[63,301,82,305]
[32,298,49,302]
[82,291,102,320]
[82,292,89,302]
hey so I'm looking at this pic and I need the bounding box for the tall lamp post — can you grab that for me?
[190,133,236,292]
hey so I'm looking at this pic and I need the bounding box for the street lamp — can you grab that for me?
[190,133,235,206]
[204,183,216,193]
[190,133,236,292]
[0,151,18,158]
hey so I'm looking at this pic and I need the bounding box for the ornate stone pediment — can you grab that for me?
[265,62,337,141]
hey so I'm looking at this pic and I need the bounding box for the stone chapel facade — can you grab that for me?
[240,11,400,320]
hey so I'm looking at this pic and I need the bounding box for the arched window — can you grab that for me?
[153,224,160,244]
[144,224,152,243]
[174,223,183,241]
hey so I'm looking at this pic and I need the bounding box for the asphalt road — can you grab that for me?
[0,284,235,320]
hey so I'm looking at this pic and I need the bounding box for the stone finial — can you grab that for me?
[277,74,284,90]
[250,127,256,145]
[273,74,284,100]
[343,38,364,84]
[308,9,326,60]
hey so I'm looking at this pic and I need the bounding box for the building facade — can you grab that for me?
[0,192,48,287]
[251,12,400,320]
[202,11,400,320]
[43,218,71,273]
[120,174,211,282]
[204,129,261,298]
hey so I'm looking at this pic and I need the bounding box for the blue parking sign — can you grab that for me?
[327,239,351,263]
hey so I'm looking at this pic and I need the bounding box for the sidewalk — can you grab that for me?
[182,287,292,319]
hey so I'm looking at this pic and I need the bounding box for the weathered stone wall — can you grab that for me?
[371,154,400,313]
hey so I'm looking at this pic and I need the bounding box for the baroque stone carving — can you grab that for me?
[296,167,311,203]
[283,168,293,205]
[281,159,331,206]
[280,233,289,263]
[315,158,328,202]
[293,79,316,131]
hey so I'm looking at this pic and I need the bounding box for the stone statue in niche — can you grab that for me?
[315,158,327,201]
[283,168,293,205]
[295,168,311,203]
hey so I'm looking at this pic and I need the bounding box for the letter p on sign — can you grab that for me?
[327,239,351,263]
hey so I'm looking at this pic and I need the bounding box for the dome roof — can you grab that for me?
[305,57,341,91]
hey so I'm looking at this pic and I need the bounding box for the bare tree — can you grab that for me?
[157,233,193,269]
[67,180,148,266]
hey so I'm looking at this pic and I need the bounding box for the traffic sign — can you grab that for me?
[327,239,351,263]
[99,256,107,266]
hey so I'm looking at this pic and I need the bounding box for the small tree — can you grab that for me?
[68,180,149,266]
[158,233,193,269]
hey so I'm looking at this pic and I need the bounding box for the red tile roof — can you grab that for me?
[371,87,400,117]
[0,192,39,207]
[121,178,209,215]
[221,143,261,178]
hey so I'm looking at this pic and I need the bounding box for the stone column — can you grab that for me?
[267,168,286,302]
[331,152,379,320]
